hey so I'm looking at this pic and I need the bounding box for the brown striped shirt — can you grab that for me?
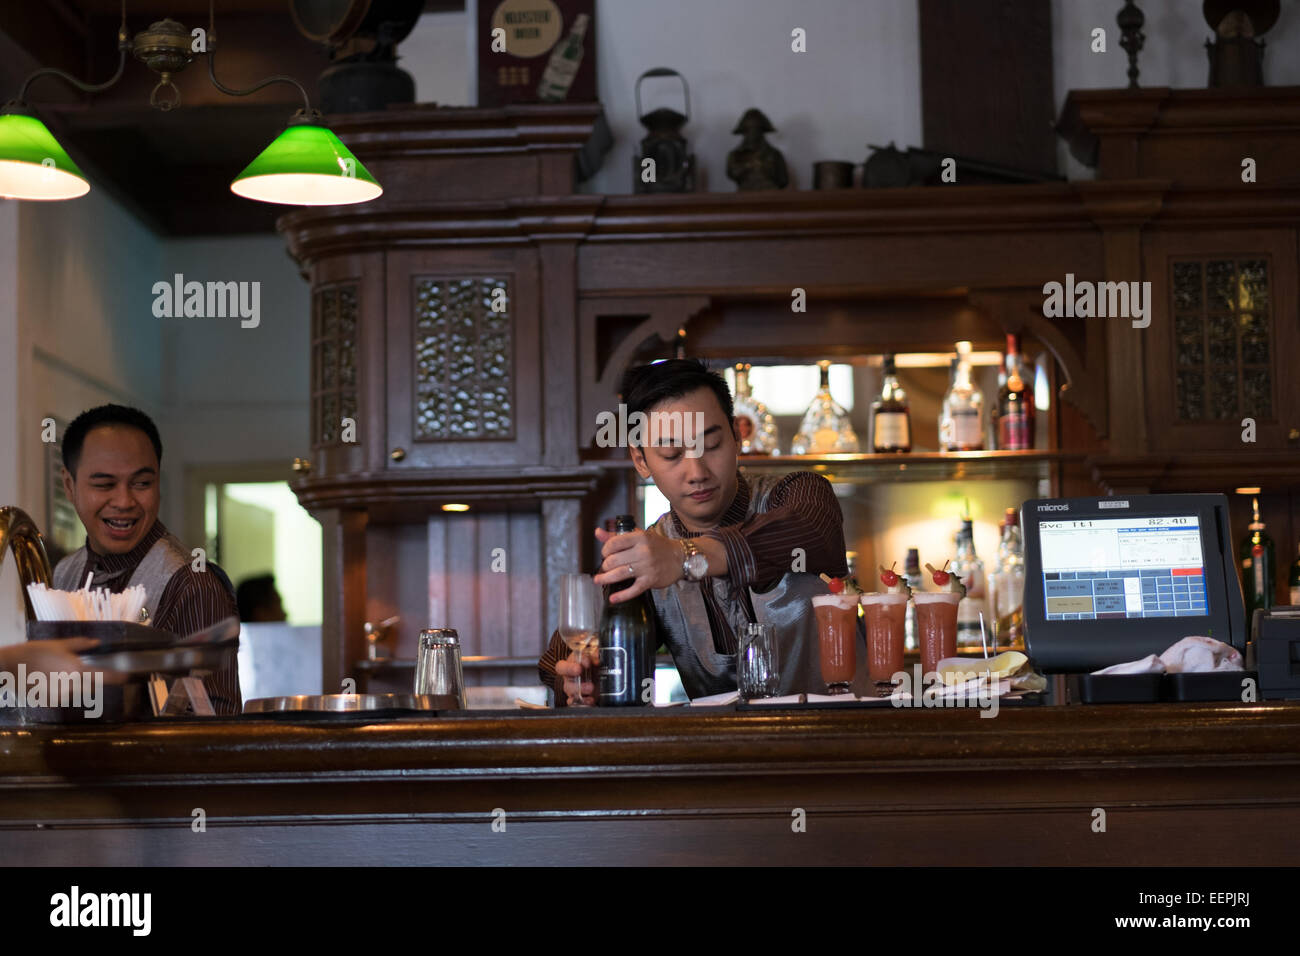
[538,470,847,693]
[68,521,242,714]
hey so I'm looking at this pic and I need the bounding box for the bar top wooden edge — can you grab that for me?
[2,702,1297,780]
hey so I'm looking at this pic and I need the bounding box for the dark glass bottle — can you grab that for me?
[597,514,658,706]
[903,547,922,652]
[996,333,1035,450]
[1288,540,1300,606]
[1240,497,1275,633]
[871,354,912,452]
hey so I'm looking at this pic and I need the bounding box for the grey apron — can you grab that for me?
[54,532,191,621]
[649,472,869,699]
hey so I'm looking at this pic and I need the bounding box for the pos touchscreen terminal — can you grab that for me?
[1020,494,1245,673]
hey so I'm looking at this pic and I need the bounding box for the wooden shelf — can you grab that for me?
[585,449,1082,485]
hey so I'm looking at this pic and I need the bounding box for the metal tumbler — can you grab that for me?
[415,628,466,708]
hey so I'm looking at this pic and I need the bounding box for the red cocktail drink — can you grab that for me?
[913,591,961,676]
[812,594,858,694]
[860,592,908,688]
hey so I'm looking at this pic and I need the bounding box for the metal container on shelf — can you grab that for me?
[244,693,457,714]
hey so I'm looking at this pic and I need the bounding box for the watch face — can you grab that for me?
[686,551,709,580]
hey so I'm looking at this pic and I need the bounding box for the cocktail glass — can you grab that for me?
[860,592,908,692]
[913,591,962,677]
[812,594,858,695]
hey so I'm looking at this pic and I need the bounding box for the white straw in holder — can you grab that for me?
[26,583,148,622]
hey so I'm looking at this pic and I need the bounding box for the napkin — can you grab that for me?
[1091,636,1243,676]
[1092,654,1165,676]
[1158,635,1242,673]
[688,691,740,706]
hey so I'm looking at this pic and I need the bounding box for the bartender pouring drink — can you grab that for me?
[538,359,864,705]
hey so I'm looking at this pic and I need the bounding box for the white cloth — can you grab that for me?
[1158,635,1243,673]
[1092,654,1165,675]
[1091,636,1243,676]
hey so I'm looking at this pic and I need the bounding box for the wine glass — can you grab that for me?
[558,573,600,707]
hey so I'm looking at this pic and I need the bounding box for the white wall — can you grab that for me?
[577,0,922,194]
[401,8,475,106]
[1053,0,1300,177]
[402,0,923,193]
[0,194,310,644]
[0,200,22,642]
[402,0,1300,187]
[156,235,311,533]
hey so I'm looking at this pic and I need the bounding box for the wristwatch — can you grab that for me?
[680,538,709,582]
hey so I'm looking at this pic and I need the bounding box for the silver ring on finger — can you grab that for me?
[626,565,635,577]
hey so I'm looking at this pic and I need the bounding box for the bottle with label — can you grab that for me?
[996,333,1035,450]
[791,360,859,455]
[903,547,922,652]
[939,341,984,451]
[732,363,781,455]
[536,13,590,102]
[937,357,958,449]
[871,354,911,452]
[597,514,658,706]
[1240,497,1275,633]
[1289,541,1300,605]
[991,508,1025,650]
[953,516,988,648]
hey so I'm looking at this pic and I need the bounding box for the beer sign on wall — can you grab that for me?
[478,0,596,106]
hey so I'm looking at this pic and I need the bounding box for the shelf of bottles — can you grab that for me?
[736,450,1076,485]
[595,335,1067,486]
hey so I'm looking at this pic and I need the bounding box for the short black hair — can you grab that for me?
[619,359,735,427]
[236,574,279,621]
[62,404,163,475]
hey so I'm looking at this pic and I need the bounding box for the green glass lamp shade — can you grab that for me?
[0,113,89,200]
[231,122,381,205]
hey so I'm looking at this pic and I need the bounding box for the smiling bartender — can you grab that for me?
[538,359,853,705]
[52,405,241,714]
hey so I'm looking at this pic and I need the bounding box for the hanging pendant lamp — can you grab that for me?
[231,113,381,205]
[0,111,90,200]
[0,0,381,207]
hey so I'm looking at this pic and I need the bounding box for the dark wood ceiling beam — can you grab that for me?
[0,3,93,104]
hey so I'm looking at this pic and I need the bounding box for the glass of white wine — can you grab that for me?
[558,573,601,707]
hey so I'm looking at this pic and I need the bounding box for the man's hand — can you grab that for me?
[592,527,684,602]
[0,638,127,685]
[555,642,599,706]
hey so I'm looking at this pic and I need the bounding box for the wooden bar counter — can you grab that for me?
[3,701,1298,866]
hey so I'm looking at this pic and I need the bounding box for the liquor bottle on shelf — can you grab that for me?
[903,547,922,652]
[1240,497,1275,633]
[937,357,958,449]
[990,508,1025,650]
[731,363,781,455]
[791,360,859,455]
[1289,541,1300,605]
[597,514,657,706]
[536,13,590,102]
[995,333,1035,450]
[870,354,911,453]
[939,341,984,451]
[953,514,988,648]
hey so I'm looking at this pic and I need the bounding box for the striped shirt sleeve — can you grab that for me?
[538,629,565,688]
[154,568,242,715]
[703,471,847,590]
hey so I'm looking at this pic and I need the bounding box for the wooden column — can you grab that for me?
[315,507,368,693]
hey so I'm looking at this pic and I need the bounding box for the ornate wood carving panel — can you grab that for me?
[412,276,516,441]
[311,283,360,449]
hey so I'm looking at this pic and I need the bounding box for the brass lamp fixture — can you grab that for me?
[0,0,381,205]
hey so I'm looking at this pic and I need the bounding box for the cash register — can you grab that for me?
[1020,494,1247,682]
